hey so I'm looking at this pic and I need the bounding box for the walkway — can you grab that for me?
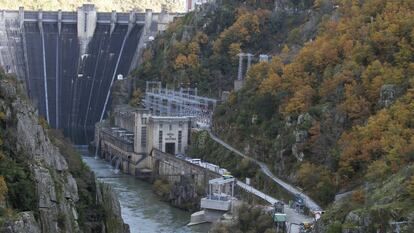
[208,130,322,212]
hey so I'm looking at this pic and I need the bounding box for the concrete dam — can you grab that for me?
[0,4,181,143]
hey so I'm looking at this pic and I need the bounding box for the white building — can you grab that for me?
[134,111,191,156]
[186,0,212,12]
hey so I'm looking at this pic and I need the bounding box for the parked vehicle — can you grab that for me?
[222,171,234,179]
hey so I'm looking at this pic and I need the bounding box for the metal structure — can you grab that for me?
[143,81,217,128]
[200,177,235,211]
[389,221,408,233]
[236,53,273,81]
[237,52,253,81]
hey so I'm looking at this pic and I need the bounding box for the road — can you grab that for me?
[208,130,322,212]
[236,180,313,233]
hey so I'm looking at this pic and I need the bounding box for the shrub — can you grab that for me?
[407,176,414,200]
[365,160,390,182]
[152,179,171,199]
[351,189,365,204]
[326,221,342,233]
[0,176,7,203]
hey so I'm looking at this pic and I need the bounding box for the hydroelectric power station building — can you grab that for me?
[95,105,192,177]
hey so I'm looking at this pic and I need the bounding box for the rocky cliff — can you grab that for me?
[152,176,202,212]
[0,74,129,232]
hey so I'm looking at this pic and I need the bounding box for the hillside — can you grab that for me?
[131,0,331,97]
[0,0,185,12]
[129,0,414,231]
[0,72,129,232]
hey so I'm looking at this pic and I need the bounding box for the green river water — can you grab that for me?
[78,148,211,233]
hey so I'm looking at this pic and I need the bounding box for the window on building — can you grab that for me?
[84,13,87,32]
[179,121,183,127]
[159,130,163,150]
[142,117,147,124]
[178,130,182,153]
[141,127,147,148]
[169,124,172,131]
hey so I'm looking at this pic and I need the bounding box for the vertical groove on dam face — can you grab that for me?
[24,22,47,118]
[82,24,111,141]
[43,23,58,126]
[39,22,50,124]
[58,24,79,141]
[69,23,142,144]
[76,24,114,143]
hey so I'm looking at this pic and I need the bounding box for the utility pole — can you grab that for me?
[246,53,253,71]
[237,53,244,81]
[237,52,254,81]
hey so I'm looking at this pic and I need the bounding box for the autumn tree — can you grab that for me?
[129,89,143,107]
[297,162,336,204]
[407,176,414,200]
[0,176,7,204]
[174,54,188,70]
[282,85,315,116]
[228,43,241,60]
[258,71,281,96]
[339,88,414,183]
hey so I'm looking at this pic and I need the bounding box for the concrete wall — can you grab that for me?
[134,110,152,154]
[0,5,182,144]
[77,4,97,55]
[97,130,220,188]
[113,106,136,132]
[150,149,220,188]
[99,134,148,175]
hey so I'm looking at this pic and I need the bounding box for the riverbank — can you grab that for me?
[78,147,210,233]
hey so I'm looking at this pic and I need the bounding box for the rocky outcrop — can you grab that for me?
[111,78,133,108]
[1,212,41,233]
[378,84,401,108]
[168,176,200,211]
[1,79,79,233]
[0,78,129,233]
[96,183,130,233]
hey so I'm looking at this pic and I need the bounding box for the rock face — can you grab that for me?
[1,212,41,233]
[0,79,79,233]
[96,183,130,233]
[0,78,129,233]
[168,176,200,211]
[111,78,133,108]
[378,84,401,108]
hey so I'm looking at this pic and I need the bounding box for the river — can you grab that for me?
[78,148,211,233]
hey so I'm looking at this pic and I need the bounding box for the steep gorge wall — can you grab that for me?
[0,75,129,233]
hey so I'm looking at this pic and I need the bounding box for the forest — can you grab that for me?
[131,0,414,231]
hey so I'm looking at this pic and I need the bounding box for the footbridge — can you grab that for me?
[0,4,182,143]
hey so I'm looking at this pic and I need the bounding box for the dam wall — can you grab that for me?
[0,5,182,143]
